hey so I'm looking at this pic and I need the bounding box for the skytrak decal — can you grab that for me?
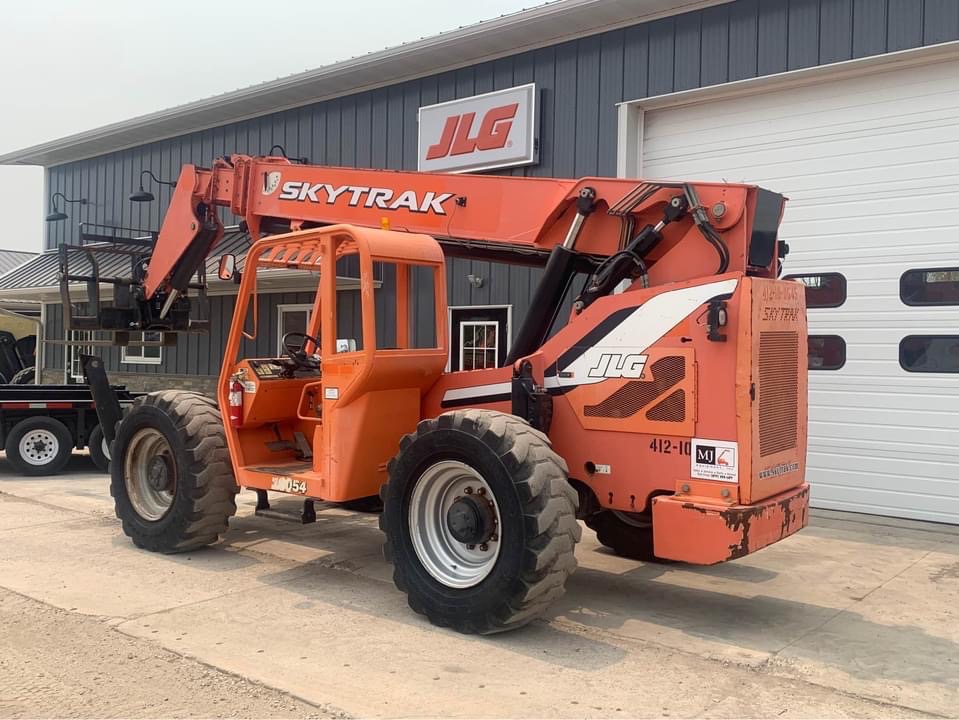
[277,180,455,215]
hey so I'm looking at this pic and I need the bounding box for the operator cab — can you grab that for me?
[217,225,448,503]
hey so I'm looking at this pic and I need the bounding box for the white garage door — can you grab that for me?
[641,57,959,524]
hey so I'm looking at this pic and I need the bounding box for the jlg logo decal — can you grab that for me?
[586,353,648,379]
[425,103,518,160]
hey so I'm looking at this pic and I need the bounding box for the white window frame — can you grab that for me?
[276,303,314,355]
[447,304,512,372]
[67,329,93,382]
[458,320,500,372]
[121,332,163,366]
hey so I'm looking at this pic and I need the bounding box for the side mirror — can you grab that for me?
[217,254,237,281]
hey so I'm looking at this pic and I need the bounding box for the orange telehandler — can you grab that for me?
[68,154,809,633]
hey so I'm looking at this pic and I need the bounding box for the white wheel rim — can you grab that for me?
[124,428,176,521]
[408,460,502,589]
[101,437,111,461]
[19,429,59,466]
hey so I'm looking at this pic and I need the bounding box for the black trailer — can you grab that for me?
[0,383,139,475]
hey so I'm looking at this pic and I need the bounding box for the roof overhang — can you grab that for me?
[0,272,365,303]
[0,0,731,167]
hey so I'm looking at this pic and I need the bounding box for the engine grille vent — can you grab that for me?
[584,355,684,418]
[759,331,799,457]
[646,389,685,422]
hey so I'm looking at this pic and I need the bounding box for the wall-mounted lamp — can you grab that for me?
[269,144,309,164]
[129,169,177,203]
[45,192,87,222]
[467,273,484,289]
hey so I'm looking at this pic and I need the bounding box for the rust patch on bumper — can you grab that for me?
[651,484,809,565]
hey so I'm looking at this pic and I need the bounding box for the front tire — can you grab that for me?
[5,416,73,476]
[380,410,580,634]
[111,391,238,553]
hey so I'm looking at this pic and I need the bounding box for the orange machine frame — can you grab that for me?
[165,155,809,565]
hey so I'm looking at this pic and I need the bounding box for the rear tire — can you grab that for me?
[380,410,580,634]
[5,416,73,476]
[110,391,238,553]
[88,425,110,473]
[10,367,34,385]
[586,510,664,562]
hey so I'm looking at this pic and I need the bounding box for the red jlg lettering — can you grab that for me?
[426,103,519,160]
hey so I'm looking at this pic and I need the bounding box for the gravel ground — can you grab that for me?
[0,588,346,719]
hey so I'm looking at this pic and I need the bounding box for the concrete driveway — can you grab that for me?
[1,456,956,718]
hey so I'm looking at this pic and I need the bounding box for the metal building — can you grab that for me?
[1,0,957,524]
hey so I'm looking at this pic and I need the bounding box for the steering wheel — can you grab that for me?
[281,331,322,371]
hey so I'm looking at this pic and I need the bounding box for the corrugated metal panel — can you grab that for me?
[0,231,251,291]
[0,250,37,277]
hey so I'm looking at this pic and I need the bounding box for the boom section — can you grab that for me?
[146,154,785,300]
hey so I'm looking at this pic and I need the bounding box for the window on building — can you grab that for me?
[899,336,959,373]
[900,268,959,306]
[449,306,510,372]
[784,273,847,308]
[277,304,313,354]
[67,330,93,382]
[121,332,163,365]
[808,335,846,370]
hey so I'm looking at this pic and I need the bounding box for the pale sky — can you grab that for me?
[0,0,539,253]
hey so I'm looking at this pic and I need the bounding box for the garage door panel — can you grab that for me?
[644,60,959,140]
[642,58,959,524]
[810,388,958,413]
[811,485,959,525]
[810,463,959,495]
[810,403,958,429]
[646,144,959,188]
[645,116,959,173]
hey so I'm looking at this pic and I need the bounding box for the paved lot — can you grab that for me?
[0,455,957,718]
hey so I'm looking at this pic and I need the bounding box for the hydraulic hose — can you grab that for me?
[683,183,729,274]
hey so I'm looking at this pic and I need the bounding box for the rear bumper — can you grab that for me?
[651,483,809,565]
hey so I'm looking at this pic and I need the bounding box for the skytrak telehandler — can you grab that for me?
[68,154,809,633]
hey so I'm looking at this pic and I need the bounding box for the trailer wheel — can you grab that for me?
[5,416,73,476]
[111,391,238,553]
[88,425,110,473]
[585,510,663,562]
[380,410,580,634]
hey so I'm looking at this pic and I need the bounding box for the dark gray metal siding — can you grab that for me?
[40,0,959,376]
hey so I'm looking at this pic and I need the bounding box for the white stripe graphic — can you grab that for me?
[551,278,739,389]
[442,382,512,404]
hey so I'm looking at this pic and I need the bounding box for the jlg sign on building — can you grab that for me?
[417,84,538,173]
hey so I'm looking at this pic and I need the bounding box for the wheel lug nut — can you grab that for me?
[480,543,489,551]
[467,544,476,550]
[476,487,486,495]
[491,534,498,541]
[464,487,473,494]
